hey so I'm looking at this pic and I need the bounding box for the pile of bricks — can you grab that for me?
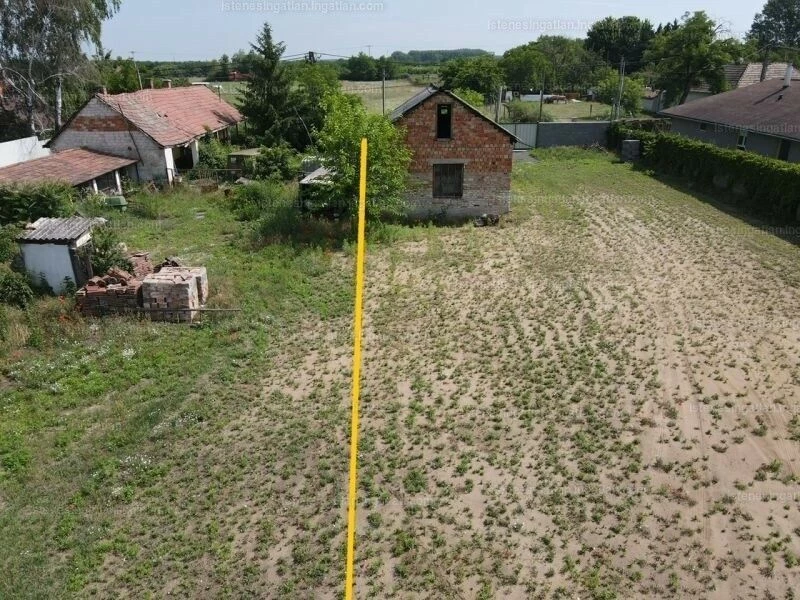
[142,267,208,322]
[129,252,154,279]
[76,267,142,316]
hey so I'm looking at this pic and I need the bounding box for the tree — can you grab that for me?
[533,36,605,92]
[500,45,552,92]
[440,55,503,96]
[644,12,736,105]
[315,93,411,220]
[0,0,121,133]
[285,61,340,150]
[218,54,231,81]
[596,71,645,115]
[750,0,800,50]
[239,22,292,146]
[452,88,485,107]
[586,16,655,71]
[345,53,377,80]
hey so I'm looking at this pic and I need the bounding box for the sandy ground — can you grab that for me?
[87,169,800,599]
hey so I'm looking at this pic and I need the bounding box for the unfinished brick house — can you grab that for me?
[46,86,243,184]
[391,86,517,219]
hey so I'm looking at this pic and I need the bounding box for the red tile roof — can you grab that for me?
[96,86,243,147]
[662,78,800,142]
[0,148,137,186]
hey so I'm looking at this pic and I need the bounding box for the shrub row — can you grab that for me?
[0,182,75,226]
[610,123,800,222]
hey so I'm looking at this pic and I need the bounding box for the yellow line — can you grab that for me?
[344,138,368,600]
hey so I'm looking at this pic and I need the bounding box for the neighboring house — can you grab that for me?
[685,63,799,103]
[391,86,517,219]
[17,217,104,292]
[46,86,243,183]
[0,148,136,194]
[0,135,50,168]
[661,75,800,162]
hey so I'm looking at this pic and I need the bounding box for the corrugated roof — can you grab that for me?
[662,78,800,141]
[690,63,797,93]
[390,85,519,142]
[17,217,105,243]
[94,86,243,148]
[0,148,137,186]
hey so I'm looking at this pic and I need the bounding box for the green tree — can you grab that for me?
[585,16,655,71]
[239,22,292,145]
[533,36,604,92]
[345,53,377,80]
[0,0,121,132]
[644,12,736,105]
[218,53,231,81]
[750,0,800,50]
[315,93,411,220]
[452,88,485,107]
[596,71,644,115]
[286,61,341,150]
[500,45,552,92]
[440,55,503,96]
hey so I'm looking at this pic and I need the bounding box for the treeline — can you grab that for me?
[389,49,492,65]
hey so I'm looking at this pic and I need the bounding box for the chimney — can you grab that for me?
[101,86,107,95]
[164,79,172,88]
[784,64,793,88]
[149,77,154,89]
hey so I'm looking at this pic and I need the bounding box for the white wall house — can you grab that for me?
[17,217,105,293]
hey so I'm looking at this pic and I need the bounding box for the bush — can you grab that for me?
[247,145,300,181]
[505,100,553,123]
[129,193,166,219]
[610,122,800,221]
[453,88,485,108]
[0,182,75,225]
[0,225,21,263]
[229,181,295,221]
[198,138,234,170]
[89,225,133,275]
[0,269,34,308]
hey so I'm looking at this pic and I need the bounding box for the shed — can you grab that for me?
[227,148,261,171]
[17,217,105,292]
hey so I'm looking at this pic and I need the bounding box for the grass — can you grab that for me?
[341,80,428,115]
[2,151,800,598]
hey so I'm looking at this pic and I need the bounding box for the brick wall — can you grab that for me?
[396,92,513,218]
[50,98,169,181]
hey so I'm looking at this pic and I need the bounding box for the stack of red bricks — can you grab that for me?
[76,267,142,316]
[142,267,207,322]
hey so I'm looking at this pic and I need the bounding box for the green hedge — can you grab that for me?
[610,123,800,221]
[0,182,75,225]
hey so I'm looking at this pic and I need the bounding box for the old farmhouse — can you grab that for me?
[662,71,800,162]
[391,86,516,219]
[46,86,243,184]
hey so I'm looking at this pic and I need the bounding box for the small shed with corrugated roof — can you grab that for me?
[17,217,105,292]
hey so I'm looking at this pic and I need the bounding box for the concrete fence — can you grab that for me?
[0,136,50,168]
[501,121,611,150]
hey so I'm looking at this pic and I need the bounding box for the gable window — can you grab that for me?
[778,139,791,161]
[737,130,748,150]
[433,163,464,198]
[437,104,452,139]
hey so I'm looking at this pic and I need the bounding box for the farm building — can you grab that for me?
[391,86,517,219]
[17,217,104,292]
[661,70,800,162]
[46,86,243,184]
[684,62,800,104]
[0,148,137,194]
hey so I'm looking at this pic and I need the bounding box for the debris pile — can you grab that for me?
[75,256,209,323]
[76,267,142,316]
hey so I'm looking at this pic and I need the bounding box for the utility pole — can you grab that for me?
[615,56,626,120]
[495,86,502,121]
[131,51,143,91]
[366,45,372,57]
[538,76,545,123]
[382,68,386,115]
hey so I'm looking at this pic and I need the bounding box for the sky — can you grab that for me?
[101,0,765,61]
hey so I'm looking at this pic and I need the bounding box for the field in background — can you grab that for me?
[342,79,430,115]
[2,151,800,598]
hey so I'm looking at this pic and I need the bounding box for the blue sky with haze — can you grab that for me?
[101,0,764,60]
